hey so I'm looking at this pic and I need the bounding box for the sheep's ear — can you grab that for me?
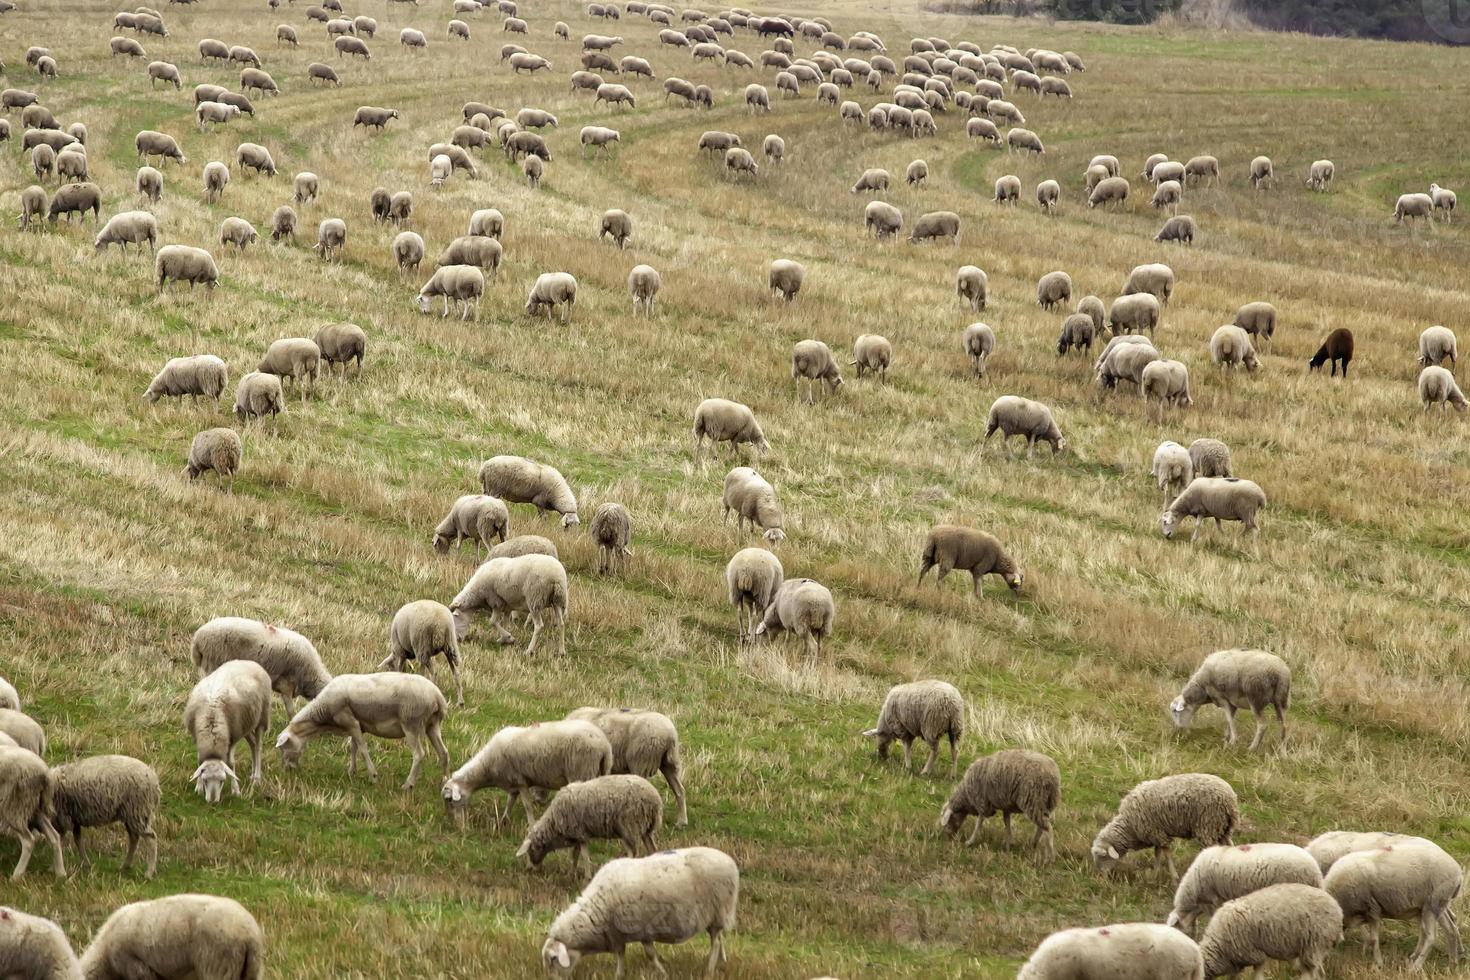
[1107,845,1120,860]
[860,728,879,738]
[447,784,463,803]
[554,943,571,968]
[515,839,530,858]
[189,763,208,783]
[274,731,291,749]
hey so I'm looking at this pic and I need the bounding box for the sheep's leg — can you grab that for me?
[1438,908,1461,961]
[351,729,378,781]
[524,607,545,656]
[664,763,688,827]
[613,948,627,980]
[948,732,960,778]
[39,819,64,877]
[900,737,914,771]
[574,843,590,879]
[643,942,668,979]
[75,827,92,868]
[445,657,464,707]
[1190,517,1202,543]
[402,728,425,789]
[520,791,538,824]
[246,729,263,784]
[1247,707,1266,751]
[920,738,939,775]
[1222,705,1238,745]
[964,816,984,846]
[499,791,519,827]
[11,827,37,880]
[1364,920,1382,965]
[971,570,984,599]
[490,611,516,644]
[1274,703,1288,744]
[1411,909,1439,971]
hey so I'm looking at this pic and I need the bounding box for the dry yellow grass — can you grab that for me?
[2,0,1470,975]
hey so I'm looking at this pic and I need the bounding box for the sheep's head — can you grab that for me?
[1090,840,1121,874]
[275,729,305,768]
[1168,696,1197,730]
[191,759,238,803]
[1160,510,1180,538]
[442,779,470,828]
[560,512,581,528]
[432,531,453,554]
[938,802,965,836]
[415,294,433,314]
[542,939,580,976]
[450,605,472,641]
[1050,436,1067,456]
[515,836,548,867]
[762,527,785,545]
[1003,569,1023,591]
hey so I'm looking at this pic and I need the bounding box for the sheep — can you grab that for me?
[722,466,785,544]
[257,337,321,402]
[1210,325,1260,374]
[183,427,242,491]
[0,907,81,978]
[561,708,686,828]
[762,134,784,164]
[1394,192,1435,223]
[352,106,399,130]
[694,399,769,459]
[233,372,284,423]
[111,36,147,58]
[450,554,570,657]
[78,895,264,980]
[1152,179,1183,212]
[443,721,612,827]
[1419,365,1468,413]
[624,264,661,316]
[767,259,805,302]
[292,172,320,206]
[599,209,632,249]
[957,323,996,380]
[238,68,278,97]
[469,208,504,239]
[753,578,834,661]
[412,265,481,321]
[517,774,663,877]
[0,708,44,756]
[517,107,559,129]
[279,25,300,47]
[335,35,371,58]
[851,168,891,194]
[993,174,1022,205]
[478,455,579,527]
[47,182,102,224]
[590,85,634,114]
[1092,773,1239,879]
[94,210,159,255]
[589,503,632,575]
[195,101,240,135]
[840,100,864,124]
[1152,441,1194,502]
[400,26,428,48]
[966,116,1000,144]
[1007,127,1044,155]
[1162,477,1267,548]
[621,55,653,77]
[0,679,16,712]
[1248,155,1273,189]
[541,847,738,977]
[449,18,470,39]
[940,749,1060,861]
[0,746,67,879]
[268,206,297,243]
[386,231,423,275]
[1123,263,1175,305]
[1197,882,1342,980]
[1017,923,1204,980]
[1307,159,1334,191]
[50,755,160,878]
[1,88,40,111]
[197,38,230,62]
[201,160,231,203]
[1036,270,1072,311]
[312,322,365,379]
[490,535,559,561]
[1324,840,1463,970]
[1040,77,1072,98]
[1227,301,1277,351]
[430,154,454,188]
[1169,648,1290,750]
[191,617,330,715]
[744,83,770,112]
[1307,327,1354,377]
[1418,325,1458,370]
[379,600,463,706]
[916,524,1022,598]
[1089,175,1131,209]
[1156,214,1197,244]
[1036,178,1061,213]
[790,340,843,402]
[906,159,930,187]
[31,143,57,181]
[1096,337,1160,390]
[862,680,964,777]
[1306,831,1437,874]
[1168,844,1325,936]
[136,165,163,202]
[436,236,501,274]
[725,546,783,645]
[276,673,450,788]
[184,660,272,802]
[219,216,258,253]
[1182,441,1230,482]
[697,130,741,155]
[433,494,510,559]
[1185,155,1220,187]
[1430,182,1457,221]
[519,272,576,322]
[1108,293,1162,338]
[849,334,892,383]
[155,245,219,293]
[17,185,47,231]
[1140,361,1192,415]
[134,129,186,166]
[985,395,1066,458]
[147,59,181,89]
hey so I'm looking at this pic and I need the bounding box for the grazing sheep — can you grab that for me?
[863,201,903,240]
[312,322,364,379]
[1395,192,1435,223]
[1152,179,1183,212]
[1188,439,1232,479]
[1419,365,1468,412]
[417,265,484,320]
[0,747,63,875]
[292,172,319,206]
[953,267,987,313]
[564,707,686,827]
[201,160,230,202]
[136,166,163,202]
[994,174,1022,204]
[1162,478,1267,547]
[940,749,1060,861]
[1230,302,1276,349]
[849,334,892,383]
[219,216,258,253]
[1018,923,1204,980]
[625,264,661,316]
[790,340,843,402]
[276,673,450,787]
[380,600,463,706]
[522,272,577,321]
[78,895,264,980]
[1184,155,1220,187]
[1429,182,1456,221]
[1089,176,1130,209]
[436,236,501,275]
[767,259,805,301]
[1210,325,1260,374]
[0,708,44,756]
[17,185,47,231]
[694,399,769,459]
[1168,844,1324,936]
[191,617,330,715]
[270,206,296,242]
[1056,313,1095,357]
[450,554,570,656]
[183,427,242,491]
[1152,441,1194,502]
[1092,773,1239,879]
[1308,328,1353,377]
[1123,263,1175,305]
[958,323,996,380]
[1141,360,1192,415]
[541,847,738,978]
[722,466,785,544]
[155,244,218,293]
[863,680,964,777]
[1036,271,1072,310]
[184,660,272,802]
[134,129,187,166]
[489,536,558,561]
[753,578,834,661]
[1170,649,1291,750]
[589,503,632,574]
[1036,178,1061,213]
[906,159,930,187]
[917,524,1021,596]
[1306,831,1437,875]
[1418,325,1458,370]
[762,134,784,164]
[392,231,425,274]
[147,59,181,89]
[469,208,504,239]
[1306,159,1334,191]
[725,547,783,644]
[433,494,510,559]
[1096,337,1160,390]
[851,168,890,193]
[0,907,81,977]
[1248,155,1273,189]
[1197,882,1342,980]
[233,372,284,423]
[352,106,399,130]
[238,68,278,97]
[443,721,612,827]
[50,755,160,878]
[1325,840,1463,970]
[335,35,371,58]
[479,455,579,527]
[111,36,147,58]
[196,101,240,132]
[257,338,321,402]
[1156,214,1197,244]
[516,774,663,876]
[598,209,632,249]
[307,63,340,86]
[94,211,159,254]
[984,395,1065,458]
[1108,293,1162,338]
[47,182,102,223]
[1007,127,1044,155]
[590,84,634,114]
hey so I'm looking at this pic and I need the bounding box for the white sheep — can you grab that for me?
[442,720,612,827]
[191,617,330,714]
[956,265,987,311]
[1162,478,1267,547]
[184,660,272,802]
[276,673,450,788]
[542,847,739,978]
[417,265,485,320]
[78,895,264,979]
[849,334,892,383]
[725,547,783,644]
[478,455,579,526]
[1141,360,1192,415]
[1417,325,1458,370]
[1018,923,1203,980]
[0,708,44,756]
[917,524,1021,596]
[1167,843,1324,935]
[1123,263,1175,305]
[627,264,661,315]
[526,272,578,321]
[516,774,663,877]
[753,578,834,661]
[723,466,785,545]
[984,395,1065,457]
[50,754,161,878]
[768,259,805,301]
[0,907,82,978]
[0,745,66,878]
[1306,831,1436,874]
[449,554,569,656]
[589,502,632,574]
[0,677,17,711]
[962,322,995,378]
[1306,160,1334,191]
[1170,649,1290,750]
[233,372,284,424]
[693,398,769,459]
[144,354,228,406]
[1429,182,1456,221]
[1418,366,1468,412]
[1151,441,1194,502]
[1324,840,1462,970]
[1188,438,1233,478]
[862,680,964,776]
[1210,325,1260,374]
[939,748,1060,862]
[433,493,510,559]
[380,600,463,706]
[1092,773,1239,879]
[1198,882,1342,979]
[790,339,844,402]
[565,707,688,826]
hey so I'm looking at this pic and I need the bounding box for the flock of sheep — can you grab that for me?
[0,0,1465,977]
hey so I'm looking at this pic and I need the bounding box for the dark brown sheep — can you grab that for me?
[1308,328,1353,378]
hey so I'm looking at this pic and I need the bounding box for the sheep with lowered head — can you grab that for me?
[490,536,559,561]
[1123,263,1175,305]
[78,895,264,980]
[722,466,784,543]
[184,660,272,803]
[0,907,82,978]
[0,708,44,755]
[50,754,160,878]
[233,372,284,424]
[862,679,964,777]
[1306,831,1437,874]
[516,774,663,877]
[1188,438,1232,478]
[694,398,769,459]
[917,524,1021,596]
[0,744,66,878]
[1417,325,1458,369]
[433,494,510,559]
[314,322,366,378]
[984,395,1064,457]
[726,546,783,644]
[526,272,578,321]
[449,554,569,656]
[1162,478,1267,547]
[541,847,739,978]
[191,617,330,714]
[955,266,987,311]
[184,427,242,492]
[1057,313,1095,357]
[791,340,843,402]
[768,259,804,301]
[849,334,892,382]
[1307,159,1334,191]
[598,208,632,248]
[566,707,688,826]
[589,502,632,575]
[478,455,579,527]
[380,600,463,707]
[1156,214,1197,244]
[418,265,485,320]
[1151,441,1193,502]
[1140,360,1192,416]
[442,720,612,828]
[1324,840,1462,970]
[1210,325,1259,374]
[1167,844,1324,936]
[276,673,450,788]
[754,578,834,661]
[1018,923,1203,980]
[910,209,961,244]
[1108,293,1162,338]
[1036,270,1071,310]
[1092,773,1239,879]
[1170,649,1290,750]
[1197,882,1342,979]
[94,211,159,254]
[1419,365,1468,412]
[940,749,1060,861]
[144,355,227,406]
[257,337,321,402]
[155,244,218,293]
[628,264,660,315]
[1233,301,1276,347]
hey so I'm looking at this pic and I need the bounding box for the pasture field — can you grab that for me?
[2,0,1470,975]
